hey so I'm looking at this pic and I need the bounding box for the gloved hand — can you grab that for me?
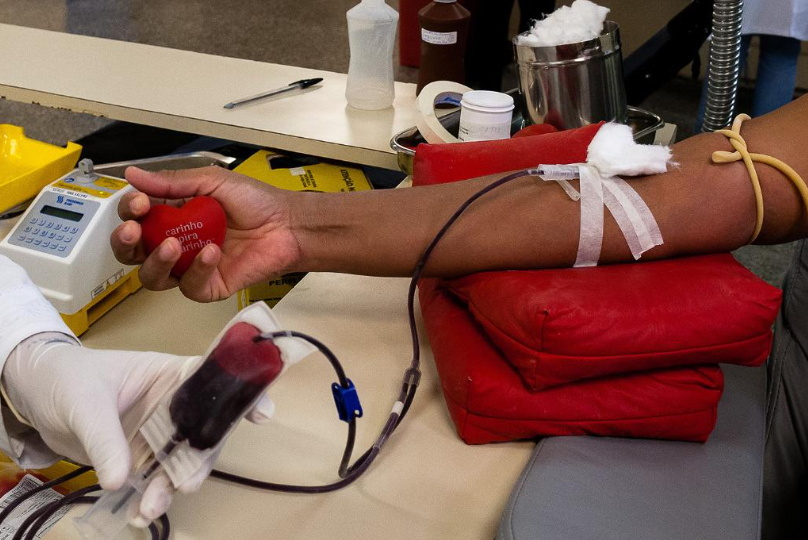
[1,332,275,526]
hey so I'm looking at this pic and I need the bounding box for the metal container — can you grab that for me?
[93,151,235,178]
[514,21,628,130]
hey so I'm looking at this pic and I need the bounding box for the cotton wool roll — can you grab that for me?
[517,0,610,47]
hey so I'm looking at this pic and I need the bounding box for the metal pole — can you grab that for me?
[702,0,744,132]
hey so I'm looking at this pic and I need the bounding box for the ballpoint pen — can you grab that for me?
[223,78,324,109]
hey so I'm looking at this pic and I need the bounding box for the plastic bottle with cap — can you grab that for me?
[458,90,515,142]
[416,0,470,95]
[346,0,399,110]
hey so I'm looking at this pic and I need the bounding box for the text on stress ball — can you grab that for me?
[139,196,227,277]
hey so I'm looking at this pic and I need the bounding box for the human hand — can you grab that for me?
[111,166,303,302]
[1,333,275,526]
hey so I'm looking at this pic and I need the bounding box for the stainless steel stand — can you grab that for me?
[702,0,745,132]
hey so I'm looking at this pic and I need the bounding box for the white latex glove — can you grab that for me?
[1,332,275,526]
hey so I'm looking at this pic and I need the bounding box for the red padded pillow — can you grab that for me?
[412,123,780,443]
[420,278,724,444]
[444,256,781,391]
[412,122,600,186]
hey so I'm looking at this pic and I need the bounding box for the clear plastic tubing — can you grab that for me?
[345,0,399,110]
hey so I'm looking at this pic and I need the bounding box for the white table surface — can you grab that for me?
[44,272,533,539]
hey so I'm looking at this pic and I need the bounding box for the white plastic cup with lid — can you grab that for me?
[458,90,515,142]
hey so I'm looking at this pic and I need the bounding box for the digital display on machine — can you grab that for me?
[40,205,83,222]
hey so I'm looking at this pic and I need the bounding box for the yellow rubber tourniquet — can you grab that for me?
[712,113,808,243]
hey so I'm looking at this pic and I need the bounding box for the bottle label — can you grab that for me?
[421,29,458,45]
[458,121,511,142]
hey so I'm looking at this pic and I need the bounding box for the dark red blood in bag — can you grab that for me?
[169,322,283,450]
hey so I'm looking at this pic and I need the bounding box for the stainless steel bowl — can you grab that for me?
[513,21,628,130]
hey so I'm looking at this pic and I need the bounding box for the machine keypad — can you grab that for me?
[11,221,79,257]
[7,191,99,258]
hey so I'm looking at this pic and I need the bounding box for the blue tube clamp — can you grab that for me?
[332,379,363,423]
[331,379,362,422]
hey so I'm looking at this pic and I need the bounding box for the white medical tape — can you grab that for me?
[602,187,644,258]
[611,177,663,247]
[535,161,664,265]
[601,177,663,259]
[573,165,605,268]
[546,178,580,201]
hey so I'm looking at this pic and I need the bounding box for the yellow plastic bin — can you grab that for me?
[0,124,82,214]
[0,452,98,493]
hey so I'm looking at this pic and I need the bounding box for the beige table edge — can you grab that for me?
[0,23,419,170]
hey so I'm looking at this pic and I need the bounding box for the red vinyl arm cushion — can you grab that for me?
[444,256,781,391]
[412,122,598,185]
[419,278,724,444]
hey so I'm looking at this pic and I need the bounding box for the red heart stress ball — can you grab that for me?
[139,196,227,277]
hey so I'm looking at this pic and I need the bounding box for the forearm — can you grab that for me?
[292,96,808,277]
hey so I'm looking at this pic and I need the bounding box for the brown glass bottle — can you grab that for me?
[416,0,471,94]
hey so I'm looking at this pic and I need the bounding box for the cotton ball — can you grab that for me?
[572,0,609,33]
[587,123,672,177]
[519,33,541,46]
[517,0,610,47]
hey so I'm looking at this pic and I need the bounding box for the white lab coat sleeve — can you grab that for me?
[742,0,808,41]
[0,254,78,468]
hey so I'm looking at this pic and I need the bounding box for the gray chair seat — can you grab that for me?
[498,241,808,540]
[497,362,766,540]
